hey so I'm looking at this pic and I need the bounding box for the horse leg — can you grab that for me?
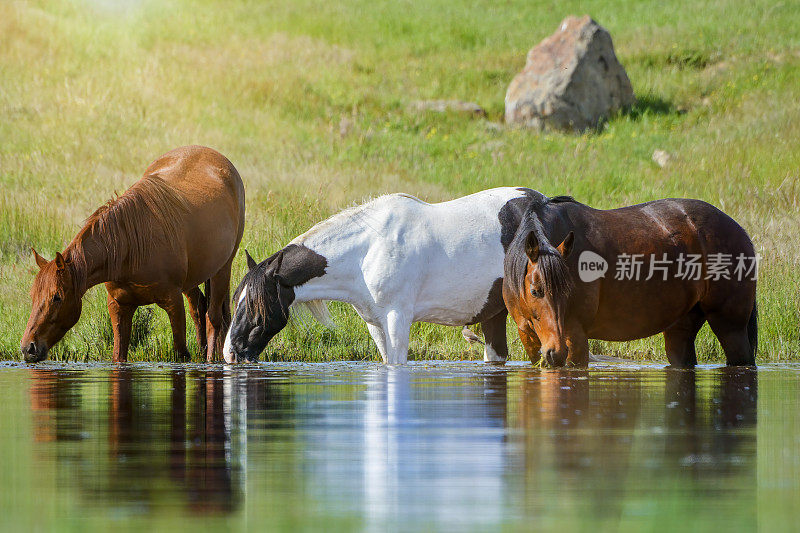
[206,261,233,363]
[157,290,191,362]
[107,293,136,363]
[366,323,389,362]
[184,285,208,356]
[221,288,231,336]
[705,312,755,366]
[481,310,508,364]
[517,327,542,364]
[663,305,705,368]
[564,323,590,368]
[384,309,412,364]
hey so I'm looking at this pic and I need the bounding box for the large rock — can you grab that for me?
[505,15,635,132]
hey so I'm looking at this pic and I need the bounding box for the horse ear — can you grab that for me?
[54,252,66,271]
[32,248,49,269]
[268,250,284,276]
[245,249,257,271]
[524,232,540,262]
[557,232,574,258]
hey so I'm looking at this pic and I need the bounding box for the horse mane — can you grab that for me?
[505,194,574,303]
[549,195,576,204]
[234,252,283,322]
[234,246,334,328]
[67,175,190,289]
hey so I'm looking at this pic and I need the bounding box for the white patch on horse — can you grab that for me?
[282,187,530,364]
[237,284,248,305]
[222,327,235,363]
[484,344,504,363]
[223,285,249,363]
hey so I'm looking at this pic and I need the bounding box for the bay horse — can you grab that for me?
[502,192,758,368]
[21,145,246,363]
[223,187,537,364]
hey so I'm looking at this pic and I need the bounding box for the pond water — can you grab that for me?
[0,361,797,531]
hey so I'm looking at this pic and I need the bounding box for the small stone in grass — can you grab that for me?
[412,100,486,117]
[339,117,353,138]
[652,149,671,168]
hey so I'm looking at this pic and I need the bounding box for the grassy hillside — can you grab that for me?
[1,0,798,362]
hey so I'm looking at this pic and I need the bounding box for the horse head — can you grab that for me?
[21,249,83,362]
[517,230,575,367]
[223,250,293,363]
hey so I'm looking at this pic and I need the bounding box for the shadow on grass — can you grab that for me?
[624,94,676,121]
[592,93,676,132]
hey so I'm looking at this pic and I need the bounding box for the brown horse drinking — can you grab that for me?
[21,146,245,363]
[503,192,758,368]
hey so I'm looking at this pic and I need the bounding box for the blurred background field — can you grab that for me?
[0,0,797,362]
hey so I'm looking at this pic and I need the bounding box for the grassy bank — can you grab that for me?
[1,0,798,363]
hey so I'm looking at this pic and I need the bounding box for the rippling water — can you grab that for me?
[0,361,797,531]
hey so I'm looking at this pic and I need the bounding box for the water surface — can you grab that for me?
[0,361,797,531]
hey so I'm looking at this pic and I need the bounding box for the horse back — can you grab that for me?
[143,146,246,287]
[565,198,756,340]
[294,187,533,326]
[587,198,754,256]
[380,187,531,324]
[144,146,244,202]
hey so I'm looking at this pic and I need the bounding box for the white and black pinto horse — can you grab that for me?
[223,187,537,364]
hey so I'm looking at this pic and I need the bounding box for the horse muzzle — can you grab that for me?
[223,343,259,364]
[223,351,259,365]
[21,341,48,363]
[542,347,568,368]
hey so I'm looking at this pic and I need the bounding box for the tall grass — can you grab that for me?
[0,0,797,362]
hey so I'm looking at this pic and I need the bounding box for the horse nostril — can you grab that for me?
[27,342,36,355]
[545,348,556,366]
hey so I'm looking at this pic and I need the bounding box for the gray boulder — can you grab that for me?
[505,15,635,132]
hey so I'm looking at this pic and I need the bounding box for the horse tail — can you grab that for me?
[747,301,758,361]
[292,300,335,328]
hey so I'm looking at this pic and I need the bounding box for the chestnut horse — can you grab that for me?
[21,146,245,363]
[503,192,757,368]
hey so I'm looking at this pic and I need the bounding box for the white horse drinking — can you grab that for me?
[223,187,539,364]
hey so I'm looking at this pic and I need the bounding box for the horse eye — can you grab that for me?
[530,287,544,299]
[53,294,62,303]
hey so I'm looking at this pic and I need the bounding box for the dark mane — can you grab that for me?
[66,175,190,290]
[234,252,286,321]
[549,195,576,204]
[505,195,574,303]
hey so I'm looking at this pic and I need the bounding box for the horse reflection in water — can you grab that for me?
[359,368,510,530]
[28,368,244,515]
[517,369,641,481]
[665,368,757,473]
[26,364,760,527]
[514,368,757,526]
[29,369,82,444]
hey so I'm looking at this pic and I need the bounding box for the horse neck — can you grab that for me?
[288,228,367,305]
[291,270,357,304]
[64,227,124,291]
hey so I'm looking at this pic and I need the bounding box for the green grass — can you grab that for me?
[0,0,798,363]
